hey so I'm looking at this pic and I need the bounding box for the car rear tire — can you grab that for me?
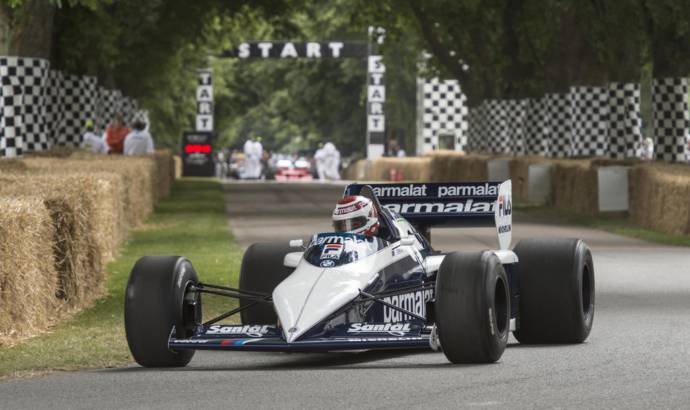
[239,242,295,325]
[513,238,595,343]
[435,251,510,363]
[124,256,200,367]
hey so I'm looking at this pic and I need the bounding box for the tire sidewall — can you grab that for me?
[481,253,510,361]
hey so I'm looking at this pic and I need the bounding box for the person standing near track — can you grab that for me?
[254,137,264,179]
[123,117,155,156]
[323,142,341,181]
[82,119,108,154]
[104,114,130,155]
[314,142,326,180]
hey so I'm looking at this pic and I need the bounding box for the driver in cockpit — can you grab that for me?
[332,195,380,237]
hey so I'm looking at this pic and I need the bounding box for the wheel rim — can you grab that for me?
[581,265,593,320]
[494,277,508,336]
[178,281,201,338]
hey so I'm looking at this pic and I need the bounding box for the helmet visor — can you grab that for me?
[333,216,368,232]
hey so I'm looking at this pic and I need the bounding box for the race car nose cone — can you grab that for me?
[274,259,380,343]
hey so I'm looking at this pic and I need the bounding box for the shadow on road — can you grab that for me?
[105,349,496,373]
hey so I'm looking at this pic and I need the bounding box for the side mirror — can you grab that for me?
[289,239,304,248]
[400,236,415,247]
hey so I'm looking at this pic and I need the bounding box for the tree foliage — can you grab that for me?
[355,0,690,106]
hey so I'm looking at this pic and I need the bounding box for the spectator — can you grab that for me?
[81,119,108,154]
[105,114,131,155]
[323,142,341,181]
[641,137,654,160]
[123,118,155,156]
[386,139,406,157]
[314,143,326,180]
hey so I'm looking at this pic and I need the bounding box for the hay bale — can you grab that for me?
[550,160,598,215]
[0,159,27,173]
[24,156,156,228]
[630,163,690,235]
[0,197,59,343]
[367,157,432,181]
[173,155,182,179]
[0,175,106,306]
[429,152,490,182]
[152,150,175,200]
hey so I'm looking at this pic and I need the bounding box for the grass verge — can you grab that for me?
[0,178,241,379]
[515,203,690,247]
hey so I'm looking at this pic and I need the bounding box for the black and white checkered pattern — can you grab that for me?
[0,59,25,158]
[58,74,97,147]
[544,93,572,158]
[45,70,66,147]
[485,100,511,154]
[0,57,53,156]
[569,86,609,157]
[0,58,139,158]
[96,87,123,132]
[120,96,138,125]
[421,78,468,152]
[505,99,528,155]
[523,98,549,156]
[467,102,490,153]
[608,83,641,159]
[17,58,50,152]
[652,77,689,162]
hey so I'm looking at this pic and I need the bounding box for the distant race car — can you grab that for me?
[124,180,595,367]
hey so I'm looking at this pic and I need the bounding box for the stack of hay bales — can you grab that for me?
[0,149,175,344]
[429,152,490,182]
[630,163,690,235]
[550,160,598,215]
[0,198,58,342]
[368,157,432,181]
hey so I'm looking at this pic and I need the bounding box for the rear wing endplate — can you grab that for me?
[344,181,512,250]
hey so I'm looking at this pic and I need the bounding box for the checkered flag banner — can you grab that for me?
[420,78,468,153]
[0,69,23,158]
[652,77,689,162]
[0,57,140,158]
[0,57,53,157]
[58,74,98,147]
[46,70,66,147]
[467,102,490,153]
[505,99,528,155]
[608,83,641,159]
[523,98,549,156]
[96,88,123,132]
[543,93,573,158]
[569,86,609,157]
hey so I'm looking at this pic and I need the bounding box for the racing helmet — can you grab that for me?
[332,195,379,236]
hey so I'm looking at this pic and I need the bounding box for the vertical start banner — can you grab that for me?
[367,55,385,159]
[366,27,385,159]
[196,69,213,132]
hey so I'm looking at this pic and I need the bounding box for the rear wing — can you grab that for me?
[344,181,512,250]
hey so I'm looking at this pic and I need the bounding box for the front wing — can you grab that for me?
[169,322,434,353]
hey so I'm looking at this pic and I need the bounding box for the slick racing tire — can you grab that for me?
[124,256,199,367]
[240,242,295,325]
[513,238,595,344]
[435,251,510,364]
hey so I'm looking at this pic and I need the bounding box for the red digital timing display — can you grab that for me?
[184,144,212,154]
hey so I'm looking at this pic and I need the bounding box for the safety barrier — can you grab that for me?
[0,150,174,344]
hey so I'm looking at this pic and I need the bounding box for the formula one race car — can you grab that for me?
[124,181,595,367]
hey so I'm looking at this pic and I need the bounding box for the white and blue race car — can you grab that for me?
[124,181,595,366]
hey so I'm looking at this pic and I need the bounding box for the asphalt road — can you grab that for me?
[3,181,690,409]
